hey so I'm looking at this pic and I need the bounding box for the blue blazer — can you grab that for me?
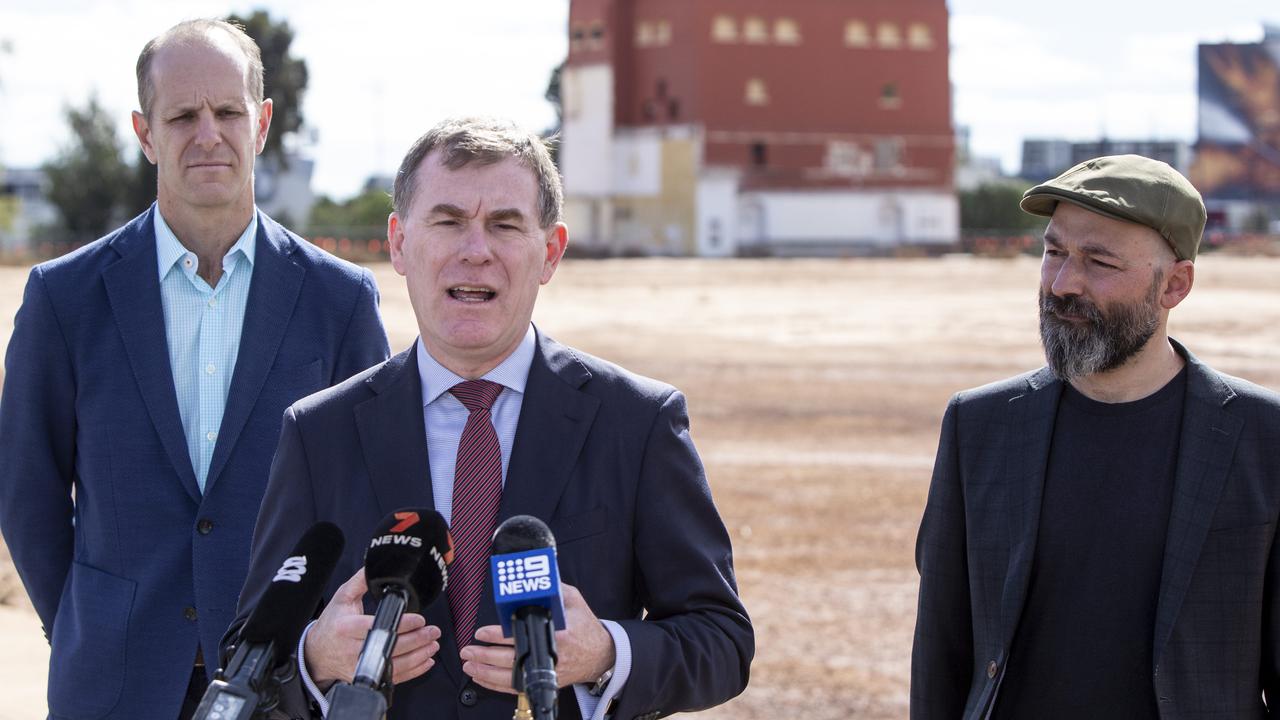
[234,332,753,720]
[0,206,390,720]
[912,341,1280,719]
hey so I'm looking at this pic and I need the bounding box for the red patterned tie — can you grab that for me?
[447,379,505,649]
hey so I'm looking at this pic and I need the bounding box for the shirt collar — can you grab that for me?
[416,325,537,407]
[154,208,259,281]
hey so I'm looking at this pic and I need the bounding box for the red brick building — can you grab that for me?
[560,0,957,255]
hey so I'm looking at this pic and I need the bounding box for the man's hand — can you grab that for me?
[302,568,442,691]
[460,582,616,694]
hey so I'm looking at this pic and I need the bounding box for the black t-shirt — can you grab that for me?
[992,367,1187,719]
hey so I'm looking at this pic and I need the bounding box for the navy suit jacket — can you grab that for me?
[912,341,1280,719]
[0,206,389,720]
[235,332,753,720]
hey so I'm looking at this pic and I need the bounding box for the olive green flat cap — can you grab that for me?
[1020,154,1206,261]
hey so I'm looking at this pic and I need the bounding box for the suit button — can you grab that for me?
[197,519,214,535]
[459,685,479,706]
[987,660,998,679]
[184,606,198,621]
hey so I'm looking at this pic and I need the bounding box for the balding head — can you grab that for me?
[136,19,264,119]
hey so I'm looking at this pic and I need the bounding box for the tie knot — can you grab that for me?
[450,379,504,412]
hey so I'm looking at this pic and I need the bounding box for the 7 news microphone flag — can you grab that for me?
[194,522,345,720]
[328,508,453,720]
[491,515,565,720]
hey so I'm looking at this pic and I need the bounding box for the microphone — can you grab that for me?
[328,508,452,720]
[194,522,345,720]
[490,515,565,720]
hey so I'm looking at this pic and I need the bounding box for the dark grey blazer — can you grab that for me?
[233,331,753,720]
[912,340,1280,719]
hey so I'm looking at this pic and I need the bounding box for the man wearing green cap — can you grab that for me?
[912,155,1280,719]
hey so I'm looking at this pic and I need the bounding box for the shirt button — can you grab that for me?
[206,431,217,442]
[183,257,194,268]
[184,606,198,621]
[197,519,214,535]
[205,363,215,374]
[208,298,217,308]
[459,685,479,706]
[987,660,999,679]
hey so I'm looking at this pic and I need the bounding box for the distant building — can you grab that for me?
[1021,139,1190,181]
[0,167,58,257]
[560,0,957,256]
[1192,25,1280,231]
[954,124,1005,191]
[254,153,317,230]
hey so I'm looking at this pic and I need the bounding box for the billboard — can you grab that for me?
[1191,40,1280,200]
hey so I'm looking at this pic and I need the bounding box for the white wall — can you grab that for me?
[610,132,662,196]
[696,170,739,256]
[560,64,614,198]
[737,190,958,248]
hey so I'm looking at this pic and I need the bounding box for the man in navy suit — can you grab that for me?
[234,117,752,720]
[0,19,388,719]
[912,156,1280,718]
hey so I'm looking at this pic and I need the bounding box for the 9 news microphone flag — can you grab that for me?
[491,515,566,720]
[194,522,345,720]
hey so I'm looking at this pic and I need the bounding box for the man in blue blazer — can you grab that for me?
[912,156,1280,718]
[0,20,389,720]
[232,117,752,720]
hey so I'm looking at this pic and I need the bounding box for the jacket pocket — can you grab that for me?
[47,561,136,719]
[549,506,607,545]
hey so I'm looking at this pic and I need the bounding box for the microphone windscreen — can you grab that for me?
[491,514,556,554]
[364,508,451,613]
[241,521,345,648]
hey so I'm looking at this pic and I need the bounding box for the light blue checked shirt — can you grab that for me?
[302,325,632,719]
[154,210,257,492]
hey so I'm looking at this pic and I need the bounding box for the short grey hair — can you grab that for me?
[393,117,563,228]
[136,19,264,118]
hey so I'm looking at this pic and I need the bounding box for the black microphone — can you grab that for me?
[491,515,566,720]
[194,522,345,720]
[328,508,452,720]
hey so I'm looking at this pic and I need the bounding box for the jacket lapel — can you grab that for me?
[998,368,1061,652]
[496,332,599,525]
[204,214,305,494]
[352,347,459,680]
[102,207,202,502]
[1152,343,1242,668]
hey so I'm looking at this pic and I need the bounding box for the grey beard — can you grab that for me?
[1038,279,1161,380]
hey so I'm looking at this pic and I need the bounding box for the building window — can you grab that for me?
[879,82,901,109]
[877,22,901,49]
[743,16,769,44]
[668,98,681,120]
[587,22,606,51]
[751,142,768,167]
[636,21,655,47]
[639,20,672,47]
[844,20,870,48]
[908,23,933,50]
[655,20,672,45]
[875,139,902,170]
[775,18,801,45]
[745,78,770,106]
[570,25,587,52]
[712,15,737,43]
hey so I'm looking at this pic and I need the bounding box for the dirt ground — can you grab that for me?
[0,255,1277,719]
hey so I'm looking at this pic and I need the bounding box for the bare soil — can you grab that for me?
[1,256,1277,718]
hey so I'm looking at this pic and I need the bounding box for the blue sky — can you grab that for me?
[0,0,1276,198]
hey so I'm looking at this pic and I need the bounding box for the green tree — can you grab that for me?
[42,96,135,245]
[227,10,308,166]
[307,188,392,239]
[959,181,1045,233]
